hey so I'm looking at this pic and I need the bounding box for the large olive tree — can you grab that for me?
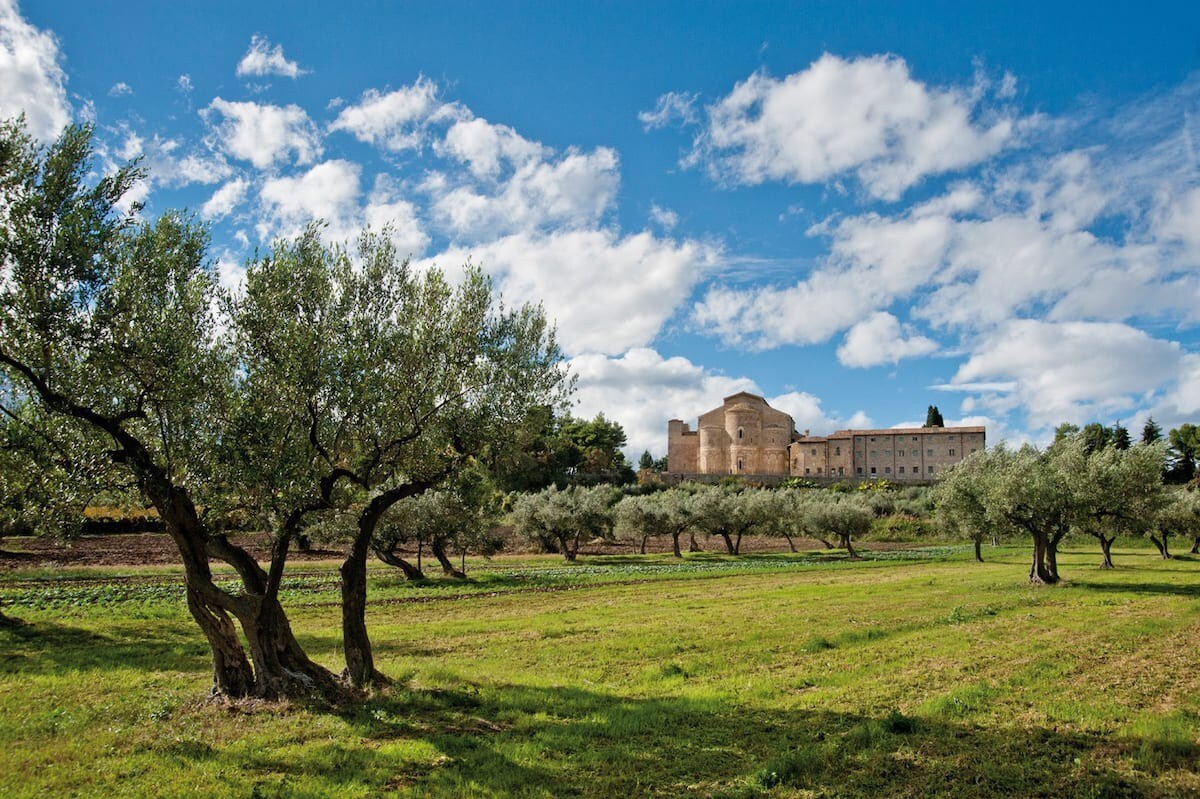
[0,120,327,698]
[227,227,568,687]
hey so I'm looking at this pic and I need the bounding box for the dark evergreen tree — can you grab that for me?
[923,405,945,428]
[1142,417,1163,444]
[1112,423,1132,450]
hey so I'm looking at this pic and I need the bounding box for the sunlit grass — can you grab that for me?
[2,543,1199,797]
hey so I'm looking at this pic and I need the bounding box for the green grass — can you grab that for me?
[2,544,1199,797]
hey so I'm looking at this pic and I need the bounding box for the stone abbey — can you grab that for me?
[667,392,985,481]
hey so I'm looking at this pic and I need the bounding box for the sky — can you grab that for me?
[3,0,1200,457]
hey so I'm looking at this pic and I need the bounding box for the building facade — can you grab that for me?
[667,393,985,481]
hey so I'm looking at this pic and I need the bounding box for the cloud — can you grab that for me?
[257,159,361,240]
[176,74,193,94]
[950,320,1183,428]
[0,0,70,141]
[426,145,620,240]
[649,204,678,230]
[254,162,428,255]
[766,391,873,435]
[417,229,720,356]
[201,178,249,220]
[236,34,307,79]
[638,91,698,130]
[437,117,545,178]
[206,98,322,169]
[329,77,465,152]
[116,129,232,187]
[108,81,133,97]
[687,54,1021,200]
[569,348,758,457]
[569,348,874,456]
[836,312,938,367]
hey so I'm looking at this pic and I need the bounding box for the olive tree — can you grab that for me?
[229,228,568,687]
[1066,441,1166,567]
[512,484,618,561]
[373,468,501,579]
[803,495,872,558]
[615,488,697,557]
[933,452,996,562]
[0,120,332,698]
[1155,487,1200,559]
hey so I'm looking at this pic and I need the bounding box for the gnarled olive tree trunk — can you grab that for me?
[431,537,465,579]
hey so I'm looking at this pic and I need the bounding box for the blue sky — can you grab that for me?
[4,1,1200,456]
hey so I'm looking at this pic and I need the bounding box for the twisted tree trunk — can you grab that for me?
[1028,533,1057,584]
[1149,534,1172,560]
[431,537,465,578]
[688,533,702,552]
[374,544,426,580]
[973,538,983,563]
[1098,535,1115,569]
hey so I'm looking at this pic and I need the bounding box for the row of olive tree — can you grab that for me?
[933,435,1200,583]
[512,484,877,560]
[0,119,570,698]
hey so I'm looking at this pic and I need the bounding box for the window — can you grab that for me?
[912,436,918,441]
[804,468,810,475]
[884,449,891,456]
[817,468,823,475]
[838,467,844,476]
[884,467,891,474]
[949,448,956,456]
[899,466,905,474]
[856,467,863,475]
[870,437,876,442]
[927,449,934,456]
[971,448,978,453]
[928,465,935,474]
[810,447,817,456]
[870,450,877,457]
[834,446,841,456]
[870,466,877,474]
[738,428,744,440]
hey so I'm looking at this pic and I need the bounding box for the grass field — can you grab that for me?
[2,543,1199,797]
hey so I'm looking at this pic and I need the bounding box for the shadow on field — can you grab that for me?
[145,680,1170,798]
[1074,580,1200,598]
[0,619,210,676]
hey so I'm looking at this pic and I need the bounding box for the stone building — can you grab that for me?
[667,392,985,481]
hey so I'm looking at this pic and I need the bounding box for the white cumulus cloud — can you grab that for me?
[836,312,938,368]
[688,53,1020,200]
[418,229,720,356]
[236,35,307,79]
[329,77,465,152]
[0,0,70,141]
[207,98,322,169]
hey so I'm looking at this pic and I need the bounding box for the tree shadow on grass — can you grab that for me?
[0,618,212,677]
[1073,580,1200,599]
[149,680,1176,798]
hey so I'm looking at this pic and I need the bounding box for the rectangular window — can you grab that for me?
[949,448,956,456]
[898,466,905,474]
[856,467,863,474]
[810,447,816,456]
[912,436,918,441]
[817,468,823,475]
[884,449,891,456]
[838,467,844,476]
[804,468,810,475]
[927,449,934,456]
[834,446,841,456]
[928,465,935,474]
[870,467,877,474]
[870,437,876,442]
[884,467,891,474]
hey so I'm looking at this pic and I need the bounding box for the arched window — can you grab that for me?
[737,427,744,440]
[737,458,744,471]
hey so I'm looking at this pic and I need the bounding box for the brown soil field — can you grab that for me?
[0,529,880,570]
